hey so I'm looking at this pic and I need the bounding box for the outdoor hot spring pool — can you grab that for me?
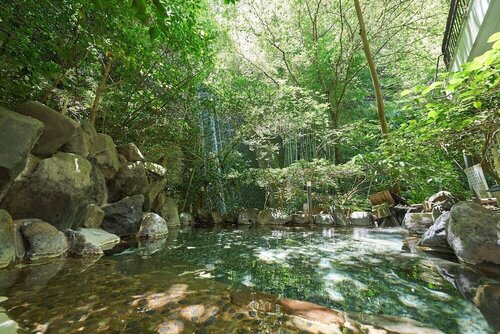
[0,226,495,333]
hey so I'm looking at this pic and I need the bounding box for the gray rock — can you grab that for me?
[61,120,95,158]
[117,153,127,165]
[88,133,121,180]
[403,213,434,235]
[16,101,79,157]
[77,228,120,251]
[332,210,350,226]
[0,210,15,269]
[137,213,169,239]
[473,284,500,332]
[116,143,145,162]
[80,204,105,228]
[108,161,148,203]
[144,162,166,177]
[238,208,259,225]
[350,211,374,226]
[258,209,292,225]
[143,165,167,212]
[0,106,44,201]
[179,212,195,225]
[446,201,500,265]
[12,220,26,260]
[314,213,335,225]
[152,194,180,227]
[1,152,94,229]
[89,161,108,206]
[17,219,68,260]
[419,212,450,248]
[65,228,120,257]
[291,214,314,225]
[64,229,103,257]
[101,195,144,237]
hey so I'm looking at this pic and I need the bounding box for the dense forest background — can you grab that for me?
[1,0,498,213]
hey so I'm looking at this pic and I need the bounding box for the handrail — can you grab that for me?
[442,0,472,68]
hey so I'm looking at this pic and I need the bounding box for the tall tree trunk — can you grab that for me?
[354,0,400,194]
[353,0,388,136]
[90,58,115,126]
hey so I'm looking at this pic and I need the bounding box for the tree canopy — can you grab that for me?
[1,0,498,212]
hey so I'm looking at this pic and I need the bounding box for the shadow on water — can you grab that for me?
[0,226,497,333]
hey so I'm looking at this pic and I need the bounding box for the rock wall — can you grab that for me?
[0,101,182,267]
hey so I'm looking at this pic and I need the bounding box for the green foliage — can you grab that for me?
[369,41,500,202]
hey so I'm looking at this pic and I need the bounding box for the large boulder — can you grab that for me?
[349,212,374,227]
[101,195,144,237]
[314,213,335,225]
[291,214,314,225]
[0,106,44,201]
[403,213,434,235]
[65,228,120,257]
[474,284,500,332]
[17,219,68,260]
[419,212,450,248]
[152,194,180,227]
[258,209,292,225]
[88,133,121,180]
[238,208,259,225]
[61,120,95,158]
[116,143,145,162]
[137,213,169,239]
[1,152,94,230]
[0,210,15,269]
[16,101,79,157]
[446,202,500,265]
[143,163,167,212]
[108,161,149,203]
[89,161,107,206]
[79,204,105,228]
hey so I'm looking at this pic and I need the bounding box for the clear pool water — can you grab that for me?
[0,226,494,333]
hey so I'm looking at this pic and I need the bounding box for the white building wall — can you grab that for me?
[451,0,500,71]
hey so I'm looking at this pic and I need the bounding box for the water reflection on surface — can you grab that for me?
[0,226,496,333]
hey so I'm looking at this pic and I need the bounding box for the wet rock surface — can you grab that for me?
[0,210,15,268]
[16,219,68,260]
[1,152,94,230]
[16,101,79,157]
[137,213,169,239]
[108,161,149,203]
[0,106,44,201]
[403,213,434,235]
[419,211,450,248]
[447,202,500,265]
[101,195,144,237]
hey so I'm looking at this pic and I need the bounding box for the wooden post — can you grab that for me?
[307,181,312,214]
